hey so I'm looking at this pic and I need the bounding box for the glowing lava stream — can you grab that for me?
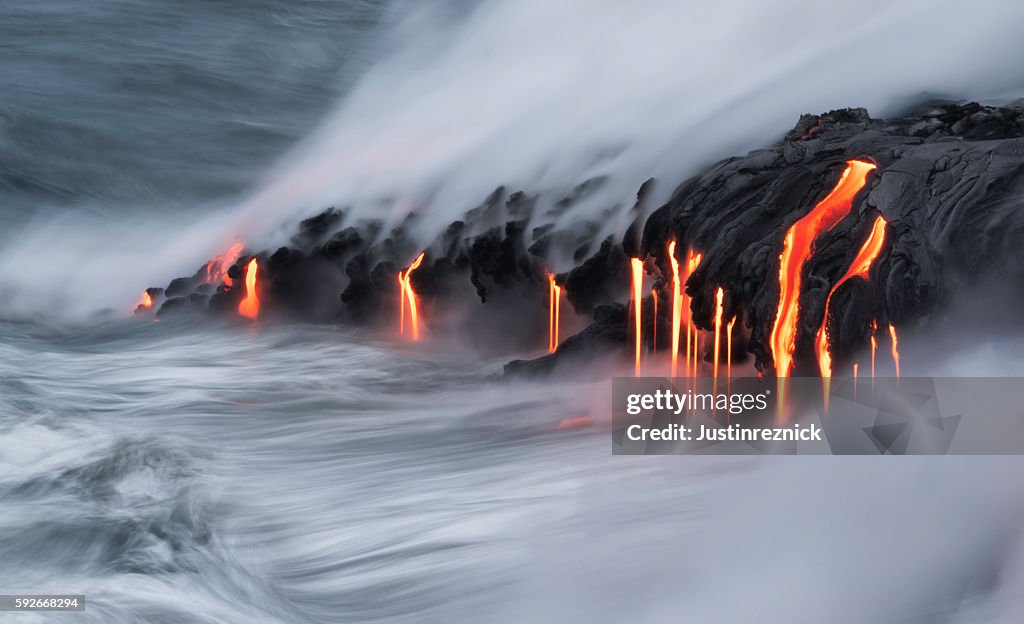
[206,241,245,286]
[889,323,900,379]
[686,250,703,377]
[815,216,888,379]
[870,321,878,383]
[136,291,153,311]
[668,242,683,377]
[770,159,877,379]
[651,288,658,354]
[726,316,736,393]
[398,252,426,340]
[238,258,260,320]
[548,273,561,353]
[630,258,644,375]
[713,287,724,392]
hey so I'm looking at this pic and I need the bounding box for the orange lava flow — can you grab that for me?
[398,252,426,340]
[726,316,736,386]
[888,323,900,379]
[686,250,703,377]
[668,242,683,377]
[631,258,644,375]
[713,287,724,392]
[136,291,153,311]
[548,273,562,353]
[651,288,658,355]
[206,242,245,286]
[815,216,888,378]
[770,160,877,379]
[870,320,878,383]
[853,361,859,400]
[238,258,260,320]
[692,331,699,379]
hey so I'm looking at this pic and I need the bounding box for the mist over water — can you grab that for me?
[3,320,1024,622]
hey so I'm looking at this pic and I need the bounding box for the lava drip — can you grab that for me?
[726,316,736,393]
[651,288,658,355]
[870,321,878,383]
[668,242,683,377]
[815,216,888,379]
[398,252,426,341]
[548,273,561,353]
[769,160,877,379]
[686,250,703,377]
[888,323,900,379]
[238,258,260,320]
[630,258,644,375]
[713,287,724,393]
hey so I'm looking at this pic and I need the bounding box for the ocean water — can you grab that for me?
[4,320,1024,623]
[4,1,1024,622]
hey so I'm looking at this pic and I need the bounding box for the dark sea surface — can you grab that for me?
[1,0,385,229]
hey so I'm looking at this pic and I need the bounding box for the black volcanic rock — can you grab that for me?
[320,227,364,260]
[292,207,345,248]
[460,220,539,303]
[504,303,628,378]
[563,238,630,315]
[634,103,1024,374]
[143,102,1024,379]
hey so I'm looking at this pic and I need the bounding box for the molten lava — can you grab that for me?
[136,291,153,311]
[870,320,878,383]
[888,323,900,379]
[726,316,736,386]
[713,287,724,392]
[206,242,245,286]
[398,252,426,341]
[770,160,877,378]
[630,258,644,375]
[548,273,562,353]
[651,288,658,354]
[238,258,260,320]
[686,250,703,376]
[668,242,683,377]
[815,216,888,378]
